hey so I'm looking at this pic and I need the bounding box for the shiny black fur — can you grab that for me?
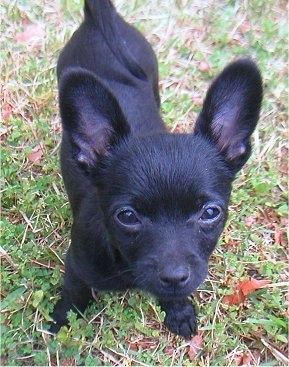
[51,0,263,338]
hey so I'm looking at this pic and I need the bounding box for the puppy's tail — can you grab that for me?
[84,0,146,80]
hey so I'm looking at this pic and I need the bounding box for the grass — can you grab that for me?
[1,0,288,365]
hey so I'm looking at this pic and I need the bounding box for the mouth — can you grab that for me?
[143,281,199,299]
[154,289,193,299]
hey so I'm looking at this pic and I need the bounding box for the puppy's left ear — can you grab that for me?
[195,59,263,172]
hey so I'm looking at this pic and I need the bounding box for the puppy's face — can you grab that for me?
[95,134,232,298]
[59,60,262,298]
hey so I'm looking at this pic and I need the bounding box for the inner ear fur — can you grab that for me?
[59,67,130,170]
[195,58,263,172]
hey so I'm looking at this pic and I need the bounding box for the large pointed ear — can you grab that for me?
[59,67,130,171]
[194,59,263,172]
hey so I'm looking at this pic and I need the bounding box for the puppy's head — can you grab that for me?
[59,59,262,298]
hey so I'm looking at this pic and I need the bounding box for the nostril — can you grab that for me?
[159,267,190,288]
[179,274,189,284]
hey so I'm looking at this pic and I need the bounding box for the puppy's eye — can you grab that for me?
[200,206,221,222]
[114,208,141,228]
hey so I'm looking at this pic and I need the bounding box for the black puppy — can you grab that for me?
[51,0,262,338]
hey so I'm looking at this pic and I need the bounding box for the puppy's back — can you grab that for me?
[58,0,157,86]
[57,0,163,133]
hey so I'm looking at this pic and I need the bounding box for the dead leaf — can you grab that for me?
[62,358,76,366]
[240,278,272,296]
[128,337,158,352]
[231,351,259,366]
[192,97,203,106]
[2,104,13,121]
[231,352,243,366]
[241,353,254,365]
[198,61,211,73]
[164,345,175,356]
[240,21,251,34]
[28,142,45,163]
[272,223,283,246]
[279,162,288,175]
[281,217,289,227]
[187,333,203,361]
[14,24,45,46]
[244,216,256,228]
[222,278,272,306]
[223,290,246,306]
[128,342,138,351]
[228,38,242,46]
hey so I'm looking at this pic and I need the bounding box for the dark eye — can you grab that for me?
[114,208,141,228]
[200,206,221,222]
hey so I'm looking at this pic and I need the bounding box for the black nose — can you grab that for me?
[159,266,190,289]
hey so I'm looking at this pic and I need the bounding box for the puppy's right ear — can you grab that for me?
[59,67,130,171]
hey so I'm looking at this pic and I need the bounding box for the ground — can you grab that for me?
[1,0,288,366]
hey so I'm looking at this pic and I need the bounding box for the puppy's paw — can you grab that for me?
[160,299,197,338]
[49,304,69,334]
[49,319,67,334]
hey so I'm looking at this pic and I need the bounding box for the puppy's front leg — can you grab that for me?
[50,255,93,333]
[158,298,197,338]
